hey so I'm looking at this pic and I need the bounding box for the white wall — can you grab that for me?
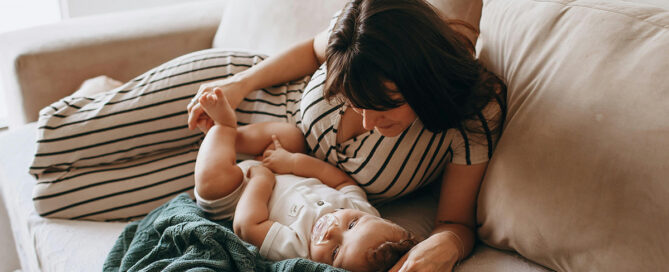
[0,0,212,128]
[60,0,214,18]
[0,0,61,129]
[0,0,60,32]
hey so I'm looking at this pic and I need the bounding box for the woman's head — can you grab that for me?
[324,0,506,134]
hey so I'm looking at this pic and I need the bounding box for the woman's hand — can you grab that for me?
[261,135,297,174]
[187,77,250,132]
[389,231,461,272]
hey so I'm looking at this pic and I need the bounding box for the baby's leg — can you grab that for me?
[197,89,304,156]
[194,90,243,200]
[199,88,238,128]
[197,89,305,156]
[236,122,306,156]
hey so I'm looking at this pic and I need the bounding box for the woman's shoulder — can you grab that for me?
[460,97,504,131]
[482,97,504,122]
[446,99,504,165]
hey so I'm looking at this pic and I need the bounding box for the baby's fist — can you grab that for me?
[247,165,273,179]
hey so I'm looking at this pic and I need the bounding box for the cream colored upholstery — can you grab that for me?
[211,0,482,55]
[1,0,668,271]
[476,0,669,271]
[212,0,347,55]
[0,1,226,128]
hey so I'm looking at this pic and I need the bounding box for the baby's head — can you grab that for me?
[309,209,417,272]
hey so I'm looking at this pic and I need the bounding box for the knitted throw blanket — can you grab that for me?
[104,193,344,272]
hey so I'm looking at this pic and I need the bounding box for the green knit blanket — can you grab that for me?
[103,193,345,272]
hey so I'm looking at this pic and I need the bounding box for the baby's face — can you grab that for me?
[309,209,402,272]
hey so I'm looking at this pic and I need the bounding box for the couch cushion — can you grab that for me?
[211,0,484,56]
[0,124,126,271]
[212,0,347,55]
[476,0,669,271]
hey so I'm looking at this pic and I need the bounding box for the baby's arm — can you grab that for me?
[263,136,357,190]
[232,165,276,248]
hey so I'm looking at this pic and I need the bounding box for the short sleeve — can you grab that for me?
[260,222,310,261]
[450,100,504,165]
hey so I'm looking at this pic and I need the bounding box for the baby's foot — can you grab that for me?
[199,88,237,128]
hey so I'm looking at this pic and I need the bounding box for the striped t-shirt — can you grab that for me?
[295,65,501,204]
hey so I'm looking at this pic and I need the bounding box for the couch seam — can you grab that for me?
[533,0,669,29]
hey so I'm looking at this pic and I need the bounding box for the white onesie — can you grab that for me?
[195,160,379,261]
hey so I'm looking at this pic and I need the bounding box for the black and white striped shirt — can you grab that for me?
[297,65,500,204]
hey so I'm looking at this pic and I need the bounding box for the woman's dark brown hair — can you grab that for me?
[324,0,506,134]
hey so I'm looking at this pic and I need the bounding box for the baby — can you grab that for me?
[193,89,417,272]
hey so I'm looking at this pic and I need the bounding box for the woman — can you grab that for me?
[30,0,504,270]
[187,0,505,270]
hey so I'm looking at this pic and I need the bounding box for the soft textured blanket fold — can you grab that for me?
[104,193,343,272]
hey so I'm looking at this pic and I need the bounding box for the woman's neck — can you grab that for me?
[336,108,369,144]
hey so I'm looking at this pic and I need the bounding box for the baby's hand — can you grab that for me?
[247,165,274,180]
[262,135,297,174]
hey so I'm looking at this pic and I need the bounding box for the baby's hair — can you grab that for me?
[365,227,418,271]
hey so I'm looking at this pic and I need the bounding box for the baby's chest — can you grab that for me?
[267,180,346,226]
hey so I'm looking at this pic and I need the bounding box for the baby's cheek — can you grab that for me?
[309,245,330,264]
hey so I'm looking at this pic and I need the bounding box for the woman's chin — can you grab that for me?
[374,126,403,137]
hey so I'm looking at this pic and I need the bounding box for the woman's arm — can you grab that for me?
[390,162,488,272]
[231,29,328,98]
[187,29,328,131]
[434,162,487,255]
[432,0,482,46]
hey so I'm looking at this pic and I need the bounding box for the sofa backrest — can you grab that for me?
[0,0,226,127]
[211,0,482,56]
[476,0,669,271]
[212,0,348,56]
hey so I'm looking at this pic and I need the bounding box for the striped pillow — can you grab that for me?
[30,49,270,221]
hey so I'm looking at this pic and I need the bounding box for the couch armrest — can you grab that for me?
[0,0,226,128]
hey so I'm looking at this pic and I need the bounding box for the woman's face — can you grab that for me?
[350,81,417,137]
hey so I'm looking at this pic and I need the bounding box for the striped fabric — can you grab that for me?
[29,47,501,221]
[295,8,503,203]
[30,49,308,221]
[299,65,502,204]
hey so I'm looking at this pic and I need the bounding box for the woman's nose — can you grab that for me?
[361,109,377,130]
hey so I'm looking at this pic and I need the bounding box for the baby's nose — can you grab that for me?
[325,224,341,241]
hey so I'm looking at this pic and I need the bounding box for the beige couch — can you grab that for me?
[1,0,668,271]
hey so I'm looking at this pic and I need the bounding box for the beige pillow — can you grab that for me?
[211,0,483,55]
[212,0,347,55]
[476,0,669,271]
[71,75,123,97]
